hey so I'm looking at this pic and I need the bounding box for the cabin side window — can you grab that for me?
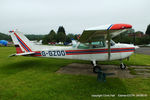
[78,41,105,49]
[91,41,105,48]
[78,43,90,49]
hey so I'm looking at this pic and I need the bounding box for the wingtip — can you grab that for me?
[109,24,132,30]
[9,30,14,33]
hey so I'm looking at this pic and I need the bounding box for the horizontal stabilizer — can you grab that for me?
[9,52,36,57]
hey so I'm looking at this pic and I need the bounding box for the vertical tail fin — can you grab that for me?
[9,30,36,54]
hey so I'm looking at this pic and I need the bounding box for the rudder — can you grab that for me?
[9,30,36,53]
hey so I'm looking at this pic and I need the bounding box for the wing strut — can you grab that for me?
[107,30,111,60]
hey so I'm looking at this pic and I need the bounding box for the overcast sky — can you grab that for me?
[0,0,150,35]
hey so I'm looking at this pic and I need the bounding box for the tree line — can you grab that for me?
[0,24,150,45]
[0,32,45,42]
[0,32,11,41]
[43,25,150,45]
[42,26,77,44]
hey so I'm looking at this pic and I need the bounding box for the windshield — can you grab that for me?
[106,40,116,46]
[110,40,115,46]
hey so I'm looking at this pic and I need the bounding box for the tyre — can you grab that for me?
[120,63,126,69]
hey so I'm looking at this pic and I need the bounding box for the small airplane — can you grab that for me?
[9,23,139,73]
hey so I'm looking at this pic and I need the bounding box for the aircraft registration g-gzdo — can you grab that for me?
[9,23,139,73]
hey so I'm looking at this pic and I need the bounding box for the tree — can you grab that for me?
[48,30,57,42]
[57,32,66,43]
[66,33,75,43]
[42,30,57,44]
[56,26,66,43]
[42,35,49,44]
[57,26,65,33]
[0,32,11,41]
[146,24,150,36]
[26,34,44,41]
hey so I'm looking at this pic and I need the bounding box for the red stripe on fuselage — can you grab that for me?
[33,55,42,57]
[32,51,42,56]
[34,51,41,53]
[65,47,134,52]
[65,48,135,55]
[66,50,134,55]
[29,48,135,56]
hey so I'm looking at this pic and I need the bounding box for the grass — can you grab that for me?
[99,54,150,66]
[128,67,137,75]
[0,47,150,100]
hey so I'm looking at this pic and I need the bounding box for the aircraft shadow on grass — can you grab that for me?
[0,59,54,75]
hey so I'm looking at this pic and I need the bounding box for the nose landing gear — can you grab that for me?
[91,60,106,81]
[91,60,101,73]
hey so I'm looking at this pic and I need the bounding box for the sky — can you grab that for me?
[0,0,150,35]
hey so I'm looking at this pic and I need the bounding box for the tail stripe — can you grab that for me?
[16,38,30,52]
[14,33,32,52]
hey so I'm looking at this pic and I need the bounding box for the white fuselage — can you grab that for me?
[33,43,137,61]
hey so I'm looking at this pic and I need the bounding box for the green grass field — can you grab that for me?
[0,47,150,100]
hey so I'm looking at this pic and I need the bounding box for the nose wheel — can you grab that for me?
[120,63,126,69]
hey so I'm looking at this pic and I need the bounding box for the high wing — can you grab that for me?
[79,24,132,43]
[79,23,132,60]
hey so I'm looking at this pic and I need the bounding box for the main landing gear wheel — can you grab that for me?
[93,66,101,73]
[120,63,126,70]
